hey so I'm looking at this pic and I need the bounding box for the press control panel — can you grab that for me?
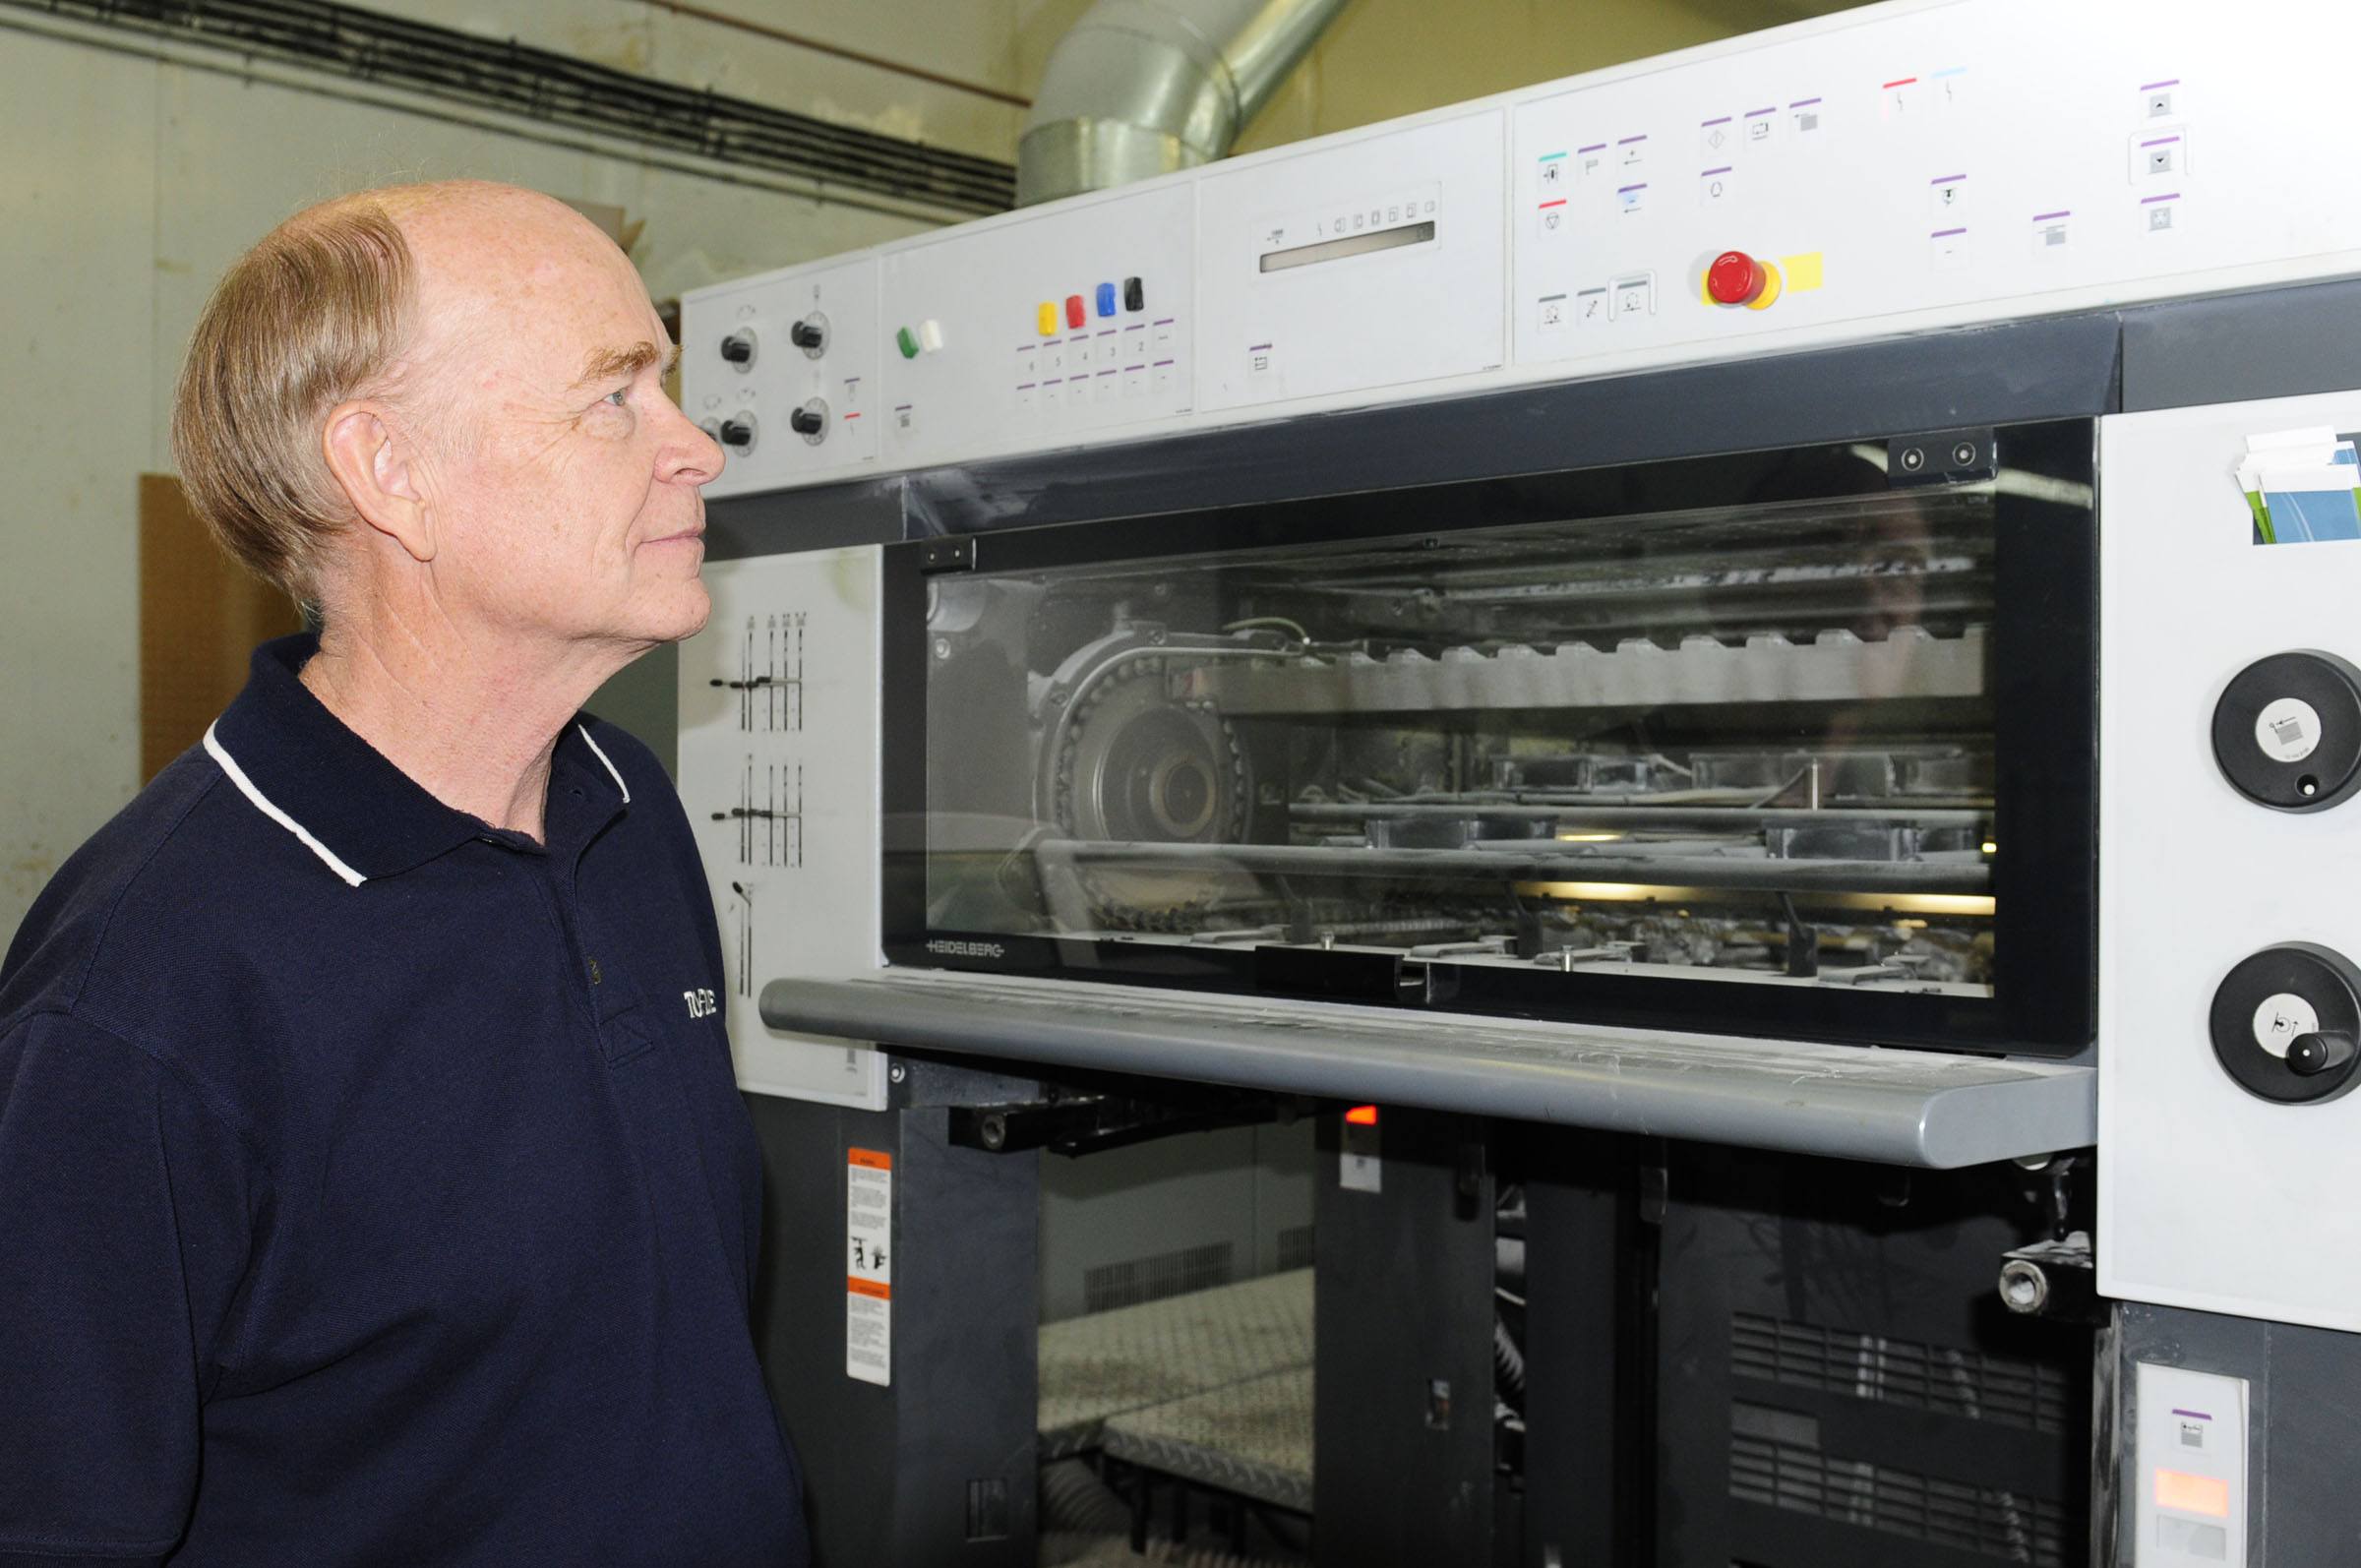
[685,0,2361,498]
[686,257,878,495]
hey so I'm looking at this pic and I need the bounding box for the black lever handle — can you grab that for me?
[2289,1032,2357,1077]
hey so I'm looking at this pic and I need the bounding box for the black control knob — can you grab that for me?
[788,407,824,437]
[718,419,755,448]
[2289,1032,2358,1077]
[2210,942,2361,1104]
[2212,650,2361,811]
[719,330,755,365]
[789,320,825,351]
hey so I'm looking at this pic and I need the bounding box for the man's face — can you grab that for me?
[398,195,723,653]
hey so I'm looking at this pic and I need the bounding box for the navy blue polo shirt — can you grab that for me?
[0,634,808,1567]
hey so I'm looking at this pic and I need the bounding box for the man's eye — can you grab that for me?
[604,387,632,407]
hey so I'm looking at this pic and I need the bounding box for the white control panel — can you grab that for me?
[2133,1363,2248,1566]
[2099,390,2361,1332]
[676,546,887,1109]
[683,258,878,496]
[878,181,1194,472]
[1508,3,2239,365]
[1195,111,1505,411]
[682,0,2361,496]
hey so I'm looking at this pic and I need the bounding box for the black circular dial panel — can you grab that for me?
[2211,650,2361,811]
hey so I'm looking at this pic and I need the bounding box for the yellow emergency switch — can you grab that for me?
[1036,301,1059,336]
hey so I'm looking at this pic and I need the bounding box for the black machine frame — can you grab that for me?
[876,417,2098,1058]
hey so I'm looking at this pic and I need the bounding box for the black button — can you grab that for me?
[1122,276,1144,312]
[2211,649,2361,812]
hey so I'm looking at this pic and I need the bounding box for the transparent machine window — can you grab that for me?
[924,487,1998,999]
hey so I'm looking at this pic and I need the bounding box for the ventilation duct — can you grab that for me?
[1017,0,1349,207]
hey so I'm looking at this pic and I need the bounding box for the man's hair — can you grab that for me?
[170,199,415,601]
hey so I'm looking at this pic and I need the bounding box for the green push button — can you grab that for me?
[896,326,919,359]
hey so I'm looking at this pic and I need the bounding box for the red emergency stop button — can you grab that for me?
[1064,293,1087,330]
[1707,250,1768,306]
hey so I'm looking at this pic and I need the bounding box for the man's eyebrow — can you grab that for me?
[575,340,679,388]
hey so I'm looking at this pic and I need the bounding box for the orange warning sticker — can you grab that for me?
[847,1277,892,1300]
[847,1147,893,1171]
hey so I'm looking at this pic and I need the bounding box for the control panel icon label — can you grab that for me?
[2256,696,2324,763]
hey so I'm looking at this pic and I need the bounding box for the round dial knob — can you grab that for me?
[2212,650,2361,811]
[719,330,755,366]
[789,320,824,351]
[788,407,824,437]
[2210,942,2361,1104]
[718,418,755,448]
[1707,250,1767,306]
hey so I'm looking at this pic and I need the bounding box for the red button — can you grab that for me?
[1707,250,1766,306]
[1064,293,1087,329]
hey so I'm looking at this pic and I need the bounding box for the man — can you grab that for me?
[0,182,808,1566]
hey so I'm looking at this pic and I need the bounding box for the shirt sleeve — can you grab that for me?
[0,1010,260,1565]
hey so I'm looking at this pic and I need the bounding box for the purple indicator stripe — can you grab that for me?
[1096,370,1116,377]
[1618,134,1647,145]
[1152,359,1175,368]
[1015,383,1036,391]
[2171,1409,2213,1420]
[1125,364,1145,373]
[892,403,912,411]
[1617,183,1647,192]
[1931,173,1967,184]
[2141,78,2182,91]
[1701,166,1731,177]
[843,376,861,383]
[1123,323,1144,331]
[1931,226,1967,238]
[1247,342,1272,351]
[1152,317,1176,326]
[1041,380,1061,387]
[1578,142,1606,153]
[2032,210,2071,221]
[1789,96,1822,107]
[1701,115,1731,126]
[1745,105,1775,116]
[2142,191,2182,204]
[1016,345,1034,353]
[2142,135,2183,147]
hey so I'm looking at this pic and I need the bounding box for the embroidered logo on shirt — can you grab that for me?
[684,988,718,1019]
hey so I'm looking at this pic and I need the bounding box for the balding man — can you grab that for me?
[0,184,808,1566]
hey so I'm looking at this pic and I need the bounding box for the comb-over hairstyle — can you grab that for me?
[170,198,414,601]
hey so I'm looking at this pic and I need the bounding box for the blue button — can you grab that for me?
[1095,282,1118,318]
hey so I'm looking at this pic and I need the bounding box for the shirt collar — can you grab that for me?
[206,633,631,885]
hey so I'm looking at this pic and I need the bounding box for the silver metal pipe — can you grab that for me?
[1018,0,1349,206]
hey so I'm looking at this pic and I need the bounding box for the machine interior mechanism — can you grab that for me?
[895,426,2093,1055]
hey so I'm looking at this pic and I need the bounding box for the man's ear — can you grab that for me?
[322,401,434,564]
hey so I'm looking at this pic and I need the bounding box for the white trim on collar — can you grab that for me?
[203,721,369,887]
[576,723,632,804]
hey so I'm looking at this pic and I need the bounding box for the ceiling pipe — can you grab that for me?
[1017,0,1349,207]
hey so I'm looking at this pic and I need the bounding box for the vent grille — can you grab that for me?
[1083,1241,1235,1314]
[1276,1224,1316,1272]
[1730,1432,2068,1567]
[1731,1311,2069,1433]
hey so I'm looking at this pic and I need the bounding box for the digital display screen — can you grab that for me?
[2154,1468,2231,1518]
[1258,219,1436,272]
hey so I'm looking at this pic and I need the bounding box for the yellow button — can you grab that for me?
[1036,301,1059,336]
[1779,251,1824,291]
